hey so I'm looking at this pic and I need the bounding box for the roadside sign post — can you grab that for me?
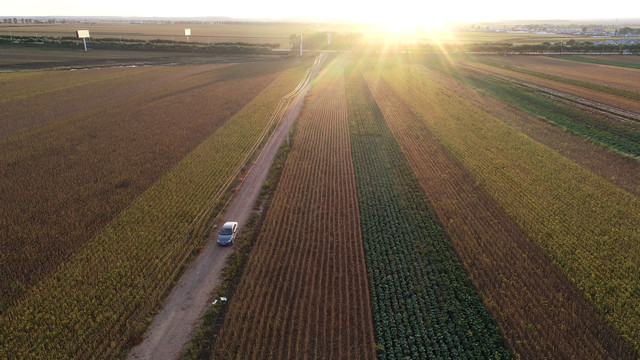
[185,28,191,42]
[76,30,90,51]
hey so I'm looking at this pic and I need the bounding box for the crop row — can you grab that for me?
[364,66,638,359]
[345,68,511,359]
[211,58,376,359]
[381,60,640,355]
[0,61,310,359]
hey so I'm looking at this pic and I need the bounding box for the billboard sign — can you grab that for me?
[76,30,90,38]
[184,28,191,36]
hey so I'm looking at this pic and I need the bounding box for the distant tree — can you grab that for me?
[289,34,300,52]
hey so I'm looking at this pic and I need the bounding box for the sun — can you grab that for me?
[365,8,449,34]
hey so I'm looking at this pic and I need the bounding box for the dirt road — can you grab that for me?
[127,54,324,360]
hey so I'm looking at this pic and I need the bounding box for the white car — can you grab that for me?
[217,221,238,246]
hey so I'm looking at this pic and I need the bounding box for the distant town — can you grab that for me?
[463,24,640,45]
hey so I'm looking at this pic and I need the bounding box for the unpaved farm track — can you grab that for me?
[127,53,325,360]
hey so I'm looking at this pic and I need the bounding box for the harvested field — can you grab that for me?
[211,59,376,359]
[365,72,637,359]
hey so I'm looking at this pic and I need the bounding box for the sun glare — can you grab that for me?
[370,4,453,31]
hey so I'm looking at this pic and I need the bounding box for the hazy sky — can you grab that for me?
[4,0,639,25]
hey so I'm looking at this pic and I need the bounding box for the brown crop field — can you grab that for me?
[0,23,302,48]
[0,46,275,71]
[211,59,376,359]
[0,60,292,311]
[0,57,312,359]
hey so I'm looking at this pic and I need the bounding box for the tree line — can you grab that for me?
[465,40,640,54]
[2,18,79,24]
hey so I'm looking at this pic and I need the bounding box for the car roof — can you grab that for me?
[222,221,237,228]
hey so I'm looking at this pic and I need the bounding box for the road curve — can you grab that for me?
[127,53,325,360]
